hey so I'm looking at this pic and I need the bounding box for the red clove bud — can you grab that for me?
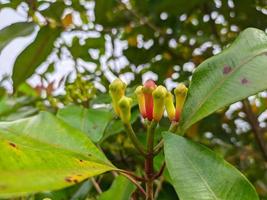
[142,80,157,121]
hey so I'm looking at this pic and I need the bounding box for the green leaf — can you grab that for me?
[0,22,35,53]
[69,180,92,200]
[12,26,61,89]
[57,105,113,143]
[98,175,135,200]
[164,132,259,200]
[41,1,66,20]
[35,180,92,200]
[0,112,115,198]
[179,28,267,133]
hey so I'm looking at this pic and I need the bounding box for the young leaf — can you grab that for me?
[179,28,267,133]
[12,26,61,89]
[164,132,259,200]
[0,22,35,53]
[0,112,115,198]
[57,105,113,143]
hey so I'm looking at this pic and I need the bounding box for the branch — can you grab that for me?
[120,172,147,197]
[153,122,179,155]
[91,177,102,194]
[153,162,165,180]
[243,99,267,161]
[119,169,147,182]
[123,123,147,157]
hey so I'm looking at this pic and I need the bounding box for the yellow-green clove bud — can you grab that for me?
[118,96,132,124]
[165,92,176,121]
[174,83,188,121]
[109,78,126,115]
[135,86,146,118]
[152,85,167,121]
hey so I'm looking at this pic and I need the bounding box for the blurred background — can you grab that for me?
[1,0,267,199]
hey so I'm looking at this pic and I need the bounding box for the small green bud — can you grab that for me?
[152,85,167,121]
[174,83,188,121]
[165,92,176,121]
[109,78,126,115]
[118,96,132,124]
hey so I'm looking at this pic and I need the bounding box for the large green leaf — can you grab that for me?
[12,26,61,89]
[0,112,115,198]
[164,132,259,200]
[0,22,35,53]
[98,175,135,200]
[179,28,267,133]
[57,105,113,142]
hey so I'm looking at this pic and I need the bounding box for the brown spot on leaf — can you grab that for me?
[65,176,72,183]
[65,176,80,184]
[8,142,17,148]
[223,65,232,75]
[79,159,84,162]
[241,78,249,85]
[88,153,92,157]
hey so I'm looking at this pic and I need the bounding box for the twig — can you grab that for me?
[120,172,147,197]
[119,169,147,182]
[153,162,166,180]
[91,177,102,194]
[153,122,179,155]
[154,175,164,200]
[123,123,147,156]
[243,99,267,161]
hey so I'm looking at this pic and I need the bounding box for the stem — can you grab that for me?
[145,120,157,200]
[91,177,102,194]
[120,172,147,197]
[154,175,164,200]
[153,162,165,179]
[119,169,147,182]
[123,123,146,156]
[146,121,157,152]
[243,99,267,161]
[153,122,178,155]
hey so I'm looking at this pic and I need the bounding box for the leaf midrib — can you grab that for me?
[182,50,267,132]
[181,150,220,200]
